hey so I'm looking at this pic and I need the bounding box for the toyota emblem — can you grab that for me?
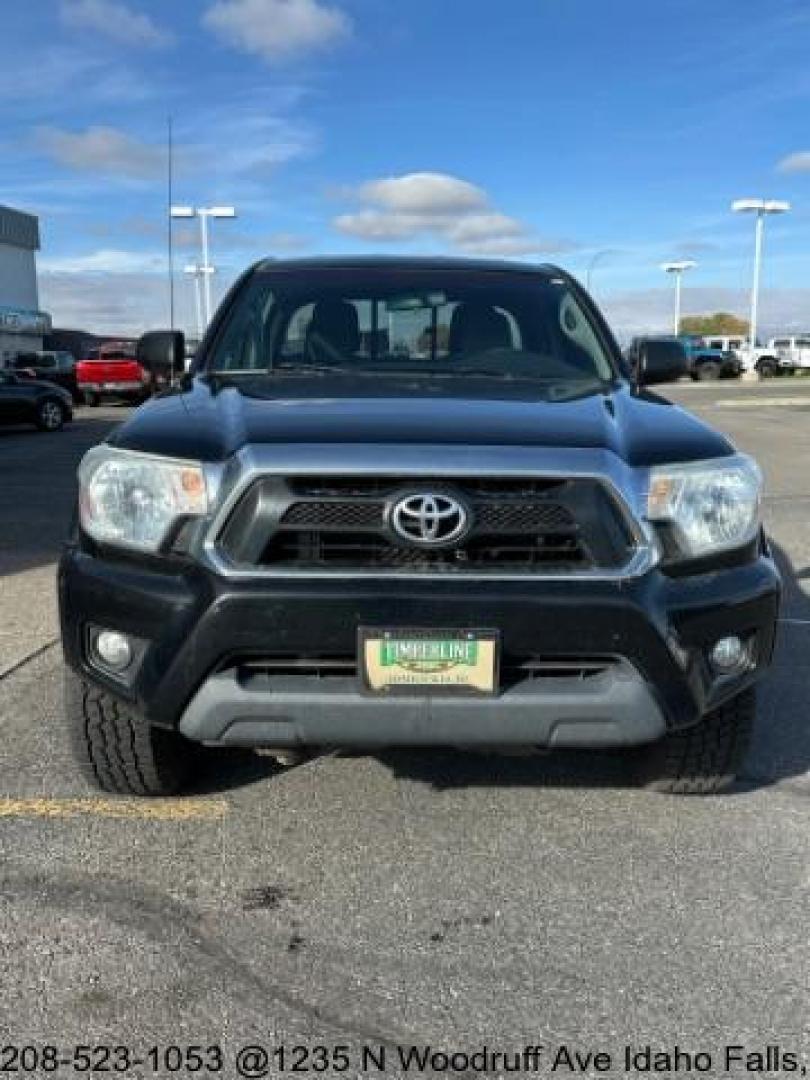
[389,492,470,547]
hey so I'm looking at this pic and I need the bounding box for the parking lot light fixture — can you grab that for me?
[170,206,236,326]
[183,264,213,340]
[661,261,696,335]
[585,249,614,294]
[197,207,236,326]
[732,198,791,348]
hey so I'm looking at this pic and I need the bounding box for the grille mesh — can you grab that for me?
[282,500,384,528]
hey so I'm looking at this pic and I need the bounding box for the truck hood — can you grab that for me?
[110,376,733,468]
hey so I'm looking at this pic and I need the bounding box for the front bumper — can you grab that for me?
[59,545,781,750]
[80,381,144,395]
[177,659,667,748]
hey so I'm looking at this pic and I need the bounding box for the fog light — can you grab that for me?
[710,635,746,674]
[93,630,132,673]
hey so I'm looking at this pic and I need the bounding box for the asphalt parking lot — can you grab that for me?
[0,385,808,1074]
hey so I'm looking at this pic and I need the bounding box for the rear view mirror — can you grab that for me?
[137,330,185,379]
[385,292,447,312]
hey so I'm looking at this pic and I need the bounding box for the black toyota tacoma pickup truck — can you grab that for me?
[59,257,780,796]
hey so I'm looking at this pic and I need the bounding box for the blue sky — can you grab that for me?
[3,0,810,336]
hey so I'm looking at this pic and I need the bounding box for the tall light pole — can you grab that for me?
[661,261,696,335]
[585,249,614,293]
[731,198,790,348]
[170,205,236,326]
[183,264,214,341]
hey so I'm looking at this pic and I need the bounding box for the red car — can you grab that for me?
[76,343,153,407]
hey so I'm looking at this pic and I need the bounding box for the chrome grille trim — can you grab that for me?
[200,444,659,580]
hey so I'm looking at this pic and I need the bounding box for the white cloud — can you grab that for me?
[196,112,317,178]
[444,212,525,244]
[39,271,191,336]
[38,252,189,335]
[776,150,810,173]
[170,224,311,255]
[34,126,164,180]
[453,235,556,257]
[358,173,487,215]
[39,249,165,275]
[600,286,810,342]
[60,0,171,47]
[40,257,239,336]
[333,171,573,257]
[333,210,427,240]
[0,46,155,105]
[203,0,350,62]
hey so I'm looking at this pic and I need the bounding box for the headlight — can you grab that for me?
[79,446,209,552]
[646,455,761,559]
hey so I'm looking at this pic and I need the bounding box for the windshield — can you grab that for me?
[207,269,616,390]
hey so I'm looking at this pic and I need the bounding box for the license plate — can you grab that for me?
[359,628,499,695]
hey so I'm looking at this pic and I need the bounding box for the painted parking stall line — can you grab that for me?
[0,797,228,821]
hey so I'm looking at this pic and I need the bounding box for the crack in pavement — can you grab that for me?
[0,868,440,1061]
[0,637,59,682]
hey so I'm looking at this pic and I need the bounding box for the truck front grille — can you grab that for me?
[215,475,637,576]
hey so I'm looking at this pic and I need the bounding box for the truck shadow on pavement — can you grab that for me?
[191,749,284,793]
[369,540,810,795]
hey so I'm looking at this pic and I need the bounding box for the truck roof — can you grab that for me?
[253,254,565,277]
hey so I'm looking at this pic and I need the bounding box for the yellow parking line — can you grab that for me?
[0,797,228,821]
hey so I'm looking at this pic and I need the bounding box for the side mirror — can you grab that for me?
[136,330,185,381]
[637,346,689,386]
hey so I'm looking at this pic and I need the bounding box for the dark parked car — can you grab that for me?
[60,256,779,797]
[12,350,81,402]
[0,370,73,430]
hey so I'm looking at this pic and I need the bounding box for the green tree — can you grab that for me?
[680,312,749,336]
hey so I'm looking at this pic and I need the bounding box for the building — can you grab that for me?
[44,328,137,359]
[0,205,50,361]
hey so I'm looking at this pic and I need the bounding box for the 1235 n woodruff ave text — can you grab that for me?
[253,1043,805,1075]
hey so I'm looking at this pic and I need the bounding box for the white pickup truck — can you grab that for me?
[769,336,810,373]
[703,335,792,377]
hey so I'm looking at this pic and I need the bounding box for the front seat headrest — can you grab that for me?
[448,303,512,354]
[306,300,361,356]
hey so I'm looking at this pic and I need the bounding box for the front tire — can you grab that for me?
[696,361,721,381]
[757,358,777,378]
[36,398,66,431]
[64,668,191,795]
[638,687,755,794]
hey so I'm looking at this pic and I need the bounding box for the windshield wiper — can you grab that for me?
[207,365,359,377]
[270,364,368,376]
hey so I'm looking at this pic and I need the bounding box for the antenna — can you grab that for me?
[167,115,174,329]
